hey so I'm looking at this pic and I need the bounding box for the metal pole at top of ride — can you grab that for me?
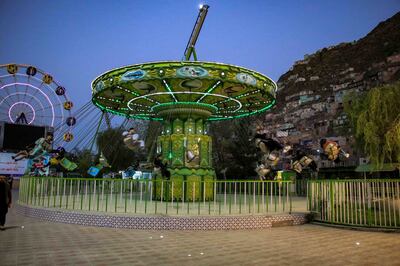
[184,4,210,61]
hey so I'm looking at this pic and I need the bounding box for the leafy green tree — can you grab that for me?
[344,82,400,166]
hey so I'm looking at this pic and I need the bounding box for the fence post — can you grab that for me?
[330,181,334,223]
[365,180,370,226]
[289,181,292,214]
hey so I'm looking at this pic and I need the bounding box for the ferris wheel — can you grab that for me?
[0,63,75,142]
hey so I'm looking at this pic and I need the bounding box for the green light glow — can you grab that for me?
[150,101,218,112]
[196,80,221,103]
[94,98,275,121]
[93,100,163,120]
[208,99,276,121]
[162,79,178,102]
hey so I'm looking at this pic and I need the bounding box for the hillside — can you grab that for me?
[263,11,400,156]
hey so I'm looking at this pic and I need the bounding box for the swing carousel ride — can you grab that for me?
[91,5,277,184]
[2,5,349,181]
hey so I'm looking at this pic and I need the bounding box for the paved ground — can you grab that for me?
[1,193,400,265]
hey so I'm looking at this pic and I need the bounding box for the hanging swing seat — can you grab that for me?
[123,133,145,151]
[59,158,78,171]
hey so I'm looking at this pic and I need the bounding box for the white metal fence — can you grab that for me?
[308,179,400,228]
[19,176,294,216]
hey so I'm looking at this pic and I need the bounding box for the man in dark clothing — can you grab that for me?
[153,154,171,179]
[0,176,12,230]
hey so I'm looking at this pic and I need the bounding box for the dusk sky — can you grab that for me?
[0,0,399,110]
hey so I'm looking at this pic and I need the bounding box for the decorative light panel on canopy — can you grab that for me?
[92,61,277,121]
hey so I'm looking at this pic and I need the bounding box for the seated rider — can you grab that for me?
[320,139,349,163]
[122,128,145,150]
[13,133,53,161]
[153,154,170,179]
[12,142,35,161]
[255,161,272,180]
[48,147,66,166]
[291,149,318,174]
[253,126,283,152]
[252,126,283,165]
[30,156,50,176]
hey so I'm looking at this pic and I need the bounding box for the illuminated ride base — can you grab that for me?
[92,61,277,200]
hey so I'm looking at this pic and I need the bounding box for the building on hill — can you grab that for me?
[262,12,400,170]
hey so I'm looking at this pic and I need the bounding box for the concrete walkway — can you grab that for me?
[1,194,400,265]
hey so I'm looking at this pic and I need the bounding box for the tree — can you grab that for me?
[210,117,260,179]
[344,82,400,166]
[96,128,146,172]
[143,121,162,162]
[69,149,94,176]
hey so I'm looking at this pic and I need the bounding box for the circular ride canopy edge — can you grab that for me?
[92,61,277,121]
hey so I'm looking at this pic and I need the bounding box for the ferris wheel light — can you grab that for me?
[1,64,73,137]
[1,82,55,126]
[8,101,35,125]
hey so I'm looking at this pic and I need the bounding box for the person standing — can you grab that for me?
[0,176,12,230]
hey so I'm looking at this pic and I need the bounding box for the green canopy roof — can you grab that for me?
[355,163,400,172]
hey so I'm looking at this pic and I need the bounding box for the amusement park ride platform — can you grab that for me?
[91,5,277,199]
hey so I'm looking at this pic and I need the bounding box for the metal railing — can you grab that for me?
[295,179,308,196]
[19,176,294,216]
[308,179,400,228]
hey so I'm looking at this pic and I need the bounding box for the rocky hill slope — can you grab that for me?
[264,11,400,155]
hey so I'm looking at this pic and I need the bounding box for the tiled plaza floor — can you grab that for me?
[1,193,400,265]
